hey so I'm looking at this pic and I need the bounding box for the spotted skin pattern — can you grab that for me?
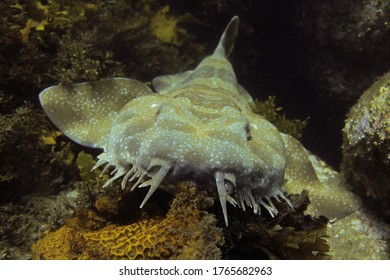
[39,16,361,225]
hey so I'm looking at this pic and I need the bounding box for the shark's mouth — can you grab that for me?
[93,151,292,226]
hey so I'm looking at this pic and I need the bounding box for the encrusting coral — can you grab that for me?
[32,182,224,260]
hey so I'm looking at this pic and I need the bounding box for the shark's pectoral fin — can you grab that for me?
[281,133,361,220]
[152,70,193,94]
[39,78,153,149]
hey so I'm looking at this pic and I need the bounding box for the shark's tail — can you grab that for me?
[213,16,239,58]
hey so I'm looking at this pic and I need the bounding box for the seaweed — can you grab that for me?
[223,191,329,260]
[0,0,206,103]
[0,93,78,203]
[253,96,309,139]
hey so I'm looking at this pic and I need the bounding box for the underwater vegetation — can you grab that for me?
[253,96,308,140]
[0,91,77,203]
[224,190,329,260]
[0,0,206,98]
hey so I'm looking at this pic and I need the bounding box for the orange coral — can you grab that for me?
[31,226,81,260]
[32,182,223,259]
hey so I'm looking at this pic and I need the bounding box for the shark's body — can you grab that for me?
[39,16,361,226]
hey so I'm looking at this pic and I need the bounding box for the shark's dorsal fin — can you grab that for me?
[213,15,239,58]
[152,16,240,95]
[39,78,153,149]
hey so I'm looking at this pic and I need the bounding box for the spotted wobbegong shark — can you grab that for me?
[39,16,361,225]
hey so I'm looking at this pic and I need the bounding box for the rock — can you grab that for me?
[341,71,390,220]
[327,209,389,259]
